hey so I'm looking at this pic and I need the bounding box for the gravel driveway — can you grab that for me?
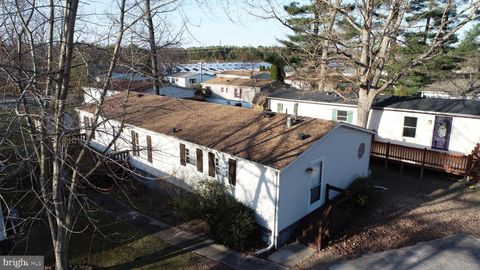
[297,162,480,269]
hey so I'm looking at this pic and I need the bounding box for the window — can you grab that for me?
[336,110,348,122]
[332,109,353,123]
[189,78,196,84]
[225,87,229,93]
[146,135,152,163]
[186,148,196,166]
[277,103,283,113]
[234,88,242,98]
[221,87,224,92]
[228,159,236,186]
[310,161,323,204]
[403,117,417,137]
[131,131,139,156]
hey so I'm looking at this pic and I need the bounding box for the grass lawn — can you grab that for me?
[11,203,228,270]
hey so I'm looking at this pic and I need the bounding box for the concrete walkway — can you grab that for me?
[88,193,286,270]
[330,234,480,270]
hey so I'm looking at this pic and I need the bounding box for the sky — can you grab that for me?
[178,1,291,47]
[84,0,292,48]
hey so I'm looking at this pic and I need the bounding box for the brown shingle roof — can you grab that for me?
[110,79,155,92]
[81,92,337,169]
[202,77,273,88]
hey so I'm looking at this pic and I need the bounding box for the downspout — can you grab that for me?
[255,170,280,255]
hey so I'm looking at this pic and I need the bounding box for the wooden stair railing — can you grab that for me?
[467,143,480,182]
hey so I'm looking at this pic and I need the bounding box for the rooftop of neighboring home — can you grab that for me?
[202,77,273,88]
[216,70,271,79]
[164,72,202,78]
[79,92,361,169]
[420,78,480,95]
[268,88,358,105]
[268,89,480,116]
[109,79,155,93]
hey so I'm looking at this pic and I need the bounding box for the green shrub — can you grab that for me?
[174,180,259,251]
[348,177,375,207]
[173,192,204,220]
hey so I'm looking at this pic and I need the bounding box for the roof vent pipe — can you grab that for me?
[287,116,293,128]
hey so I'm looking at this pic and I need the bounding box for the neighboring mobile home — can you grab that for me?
[78,93,373,247]
[165,72,215,88]
[201,77,273,107]
[267,90,480,155]
[83,79,195,104]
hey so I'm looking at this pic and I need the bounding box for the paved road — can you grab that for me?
[331,234,480,270]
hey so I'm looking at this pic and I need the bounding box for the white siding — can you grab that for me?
[368,110,436,149]
[83,87,119,104]
[449,117,480,154]
[268,98,480,155]
[277,126,372,231]
[202,83,259,104]
[269,98,357,124]
[369,110,480,154]
[78,111,278,231]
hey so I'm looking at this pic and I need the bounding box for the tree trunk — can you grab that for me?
[145,0,160,95]
[357,87,374,128]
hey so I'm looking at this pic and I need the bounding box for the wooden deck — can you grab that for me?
[371,141,477,177]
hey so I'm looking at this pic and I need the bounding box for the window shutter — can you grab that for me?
[131,130,136,156]
[90,118,96,139]
[179,143,186,166]
[196,149,203,172]
[208,152,215,177]
[228,159,237,186]
[331,109,338,121]
[146,135,152,163]
[83,116,90,128]
[347,111,353,124]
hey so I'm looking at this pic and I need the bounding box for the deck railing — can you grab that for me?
[371,141,473,177]
[107,150,130,162]
[64,133,87,145]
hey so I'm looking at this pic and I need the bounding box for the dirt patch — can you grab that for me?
[297,162,480,269]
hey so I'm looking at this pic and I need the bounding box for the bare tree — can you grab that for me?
[260,0,480,127]
[0,0,160,268]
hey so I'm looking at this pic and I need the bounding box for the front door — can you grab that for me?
[431,116,452,151]
[308,160,323,212]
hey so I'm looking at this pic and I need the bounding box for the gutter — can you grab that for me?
[255,170,280,255]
